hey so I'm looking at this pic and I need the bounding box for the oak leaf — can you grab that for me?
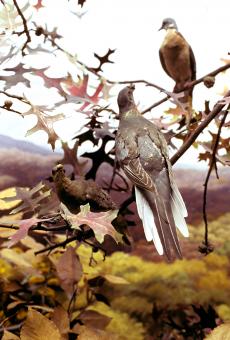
[64,204,121,243]
[6,216,50,248]
[23,107,64,150]
[91,48,115,73]
[4,182,51,214]
[62,74,103,111]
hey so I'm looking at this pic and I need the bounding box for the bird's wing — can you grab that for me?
[159,49,172,78]
[189,45,196,81]
[119,128,183,259]
[123,157,155,191]
[176,32,196,81]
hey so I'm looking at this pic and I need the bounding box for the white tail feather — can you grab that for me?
[171,183,188,217]
[135,187,163,255]
[170,191,189,237]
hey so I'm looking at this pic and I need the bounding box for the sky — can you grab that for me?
[0,0,230,167]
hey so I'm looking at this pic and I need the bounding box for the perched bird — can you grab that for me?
[159,18,196,115]
[115,85,189,260]
[51,164,116,213]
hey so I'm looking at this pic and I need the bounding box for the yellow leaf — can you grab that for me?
[205,323,230,339]
[1,248,32,267]
[20,308,62,340]
[2,330,20,340]
[0,213,23,238]
[104,274,129,285]
[0,187,21,210]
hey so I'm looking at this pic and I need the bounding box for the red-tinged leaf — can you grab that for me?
[79,310,111,330]
[35,69,67,95]
[62,74,104,111]
[33,0,44,10]
[68,204,120,243]
[6,216,48,248]
[56,246,82,296]
[52,306,70,337]
[20,308,62,340]
[24,107,64,150]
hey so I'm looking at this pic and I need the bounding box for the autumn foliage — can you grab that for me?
[0,0,230,339]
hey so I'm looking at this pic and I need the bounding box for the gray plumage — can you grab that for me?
[115,85,188,260]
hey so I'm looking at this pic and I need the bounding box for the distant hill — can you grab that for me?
[0,135,229,227]
[0,135,60,190]
[0,134,55,156]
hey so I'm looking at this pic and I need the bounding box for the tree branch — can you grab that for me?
[12,0,31,55]
[142,63,230,113]
[170,90,230,165]
[200,108,229,254]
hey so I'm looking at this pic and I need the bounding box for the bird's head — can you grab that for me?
[159,18,178,31]
[117,84,136,114]
[52,163,65,182]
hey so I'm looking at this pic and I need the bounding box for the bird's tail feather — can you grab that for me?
[135,186,182,260]
[135,187,163,254]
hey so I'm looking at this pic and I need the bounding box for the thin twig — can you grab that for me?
[37,23,230,117]
[170,90,230,165]
[0,91,28,102]
[12,0,31,55]
[202,108,229,249]
[141,63,230,113]
[34,235,78,255]
[0,105,24,115]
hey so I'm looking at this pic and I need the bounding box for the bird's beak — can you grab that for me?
[158,24,164,31]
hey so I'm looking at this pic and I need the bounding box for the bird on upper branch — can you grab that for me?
[115,85,189,260]
[159,18,196,120]
[51,164,116,214]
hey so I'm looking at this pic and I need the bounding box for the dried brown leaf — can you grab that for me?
[79,310,111,330]
[74,325,117,340]
[56,246,82,296]
[2,330,20,340]
[52,306,69,338]
[20,308,62,340]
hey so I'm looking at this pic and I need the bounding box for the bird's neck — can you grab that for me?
[54,173,67,187]
[120,107,140,120]
[166,27,177,34]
